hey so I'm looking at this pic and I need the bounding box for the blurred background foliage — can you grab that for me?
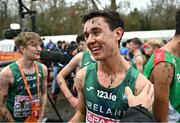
[0,0,179,39]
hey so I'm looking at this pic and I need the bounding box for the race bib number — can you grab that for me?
[14,95,40,118]
[14,96,31,117]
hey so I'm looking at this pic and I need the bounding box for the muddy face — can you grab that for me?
[83,17,118,61]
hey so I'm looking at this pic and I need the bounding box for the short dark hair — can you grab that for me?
[66,43,78,54]
[122,39,132,47]
[175,9,180,35]
[131,38,142,46]
[76,34,85,44]
[82,10,124,46]
[126,39,132,44]
[57,40,62,45]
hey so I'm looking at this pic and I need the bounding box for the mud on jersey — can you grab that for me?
[144,49,180,122]
[84,63,139,122]
[6,62,43,122]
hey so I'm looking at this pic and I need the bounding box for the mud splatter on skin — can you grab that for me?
[177,41,180,46]
[110,48,114,54]
[170,40,180,57]
[115,50,119,55]
[90,18,102,27]
[79,83,81,88]
[91,18,99,24]
[59,81,62,86]
[158,63,173,83]
[165,63,174,82]
[102,37,105,41]
[74,77,83,91]
[92,18,112,31]
[85,18,111,37]
[91,19,95,24]
[134,88,138,96]
[174,41,180,56]
[0,104,14,121]
[154,62,174,97]
[110,48,118,56]
[100,62,117,88]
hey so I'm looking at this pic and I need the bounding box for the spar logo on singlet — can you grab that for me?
[86,110,120,123]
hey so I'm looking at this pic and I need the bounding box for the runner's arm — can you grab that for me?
[57,52,82,108]
[122,83,155,122]
[38,64,48,121]
[125,82,154,111]
[135,56,144,73]
[134,73,152,96]
[69,68,86,122]
[0,67,15,122]
[149,62,174,122]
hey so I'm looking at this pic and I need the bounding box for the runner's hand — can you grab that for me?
[125,83,154,111]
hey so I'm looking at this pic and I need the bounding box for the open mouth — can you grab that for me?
[35,52,41,56]
[90,46,102,54]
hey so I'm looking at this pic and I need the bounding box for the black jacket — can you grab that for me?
[40,50,71,67]
[121,105,155,122]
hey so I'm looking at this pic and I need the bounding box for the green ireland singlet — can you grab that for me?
[80,51,95,69]
[84,63,139,122]
[6,61,43,122]
[144,49,180,122]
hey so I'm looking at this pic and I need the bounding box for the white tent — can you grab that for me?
[42,35,77,46]
[0,39,15,52]
[0,35,78,52]
[122,29,175,42]
[0,29,175,52]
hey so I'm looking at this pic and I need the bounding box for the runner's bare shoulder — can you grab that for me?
[74,66,87,90]
[0,65,14,85]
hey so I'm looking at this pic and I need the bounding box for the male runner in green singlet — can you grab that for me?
[144,10,180,122]
[76,34,87,54]
[57,34,95,109]
[69,10,152,122]
[129,38,146,73]
[0,32,48,122]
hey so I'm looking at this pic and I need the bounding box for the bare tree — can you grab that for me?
[110,0,117,11]
[149,0,177,29]
[0,0,8,18]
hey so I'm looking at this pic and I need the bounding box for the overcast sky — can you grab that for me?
[67,0,151,11]
[125,0,150,10]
